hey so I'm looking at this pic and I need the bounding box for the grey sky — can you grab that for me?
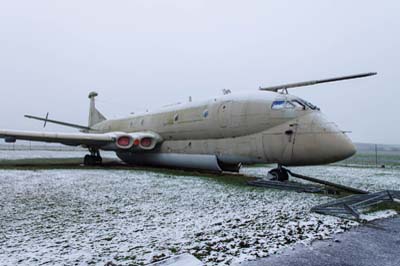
[0,0,399,144]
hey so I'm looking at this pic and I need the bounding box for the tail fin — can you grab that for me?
[88,92,107,127]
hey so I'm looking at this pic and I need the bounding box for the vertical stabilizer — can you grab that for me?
[88,92,107,127]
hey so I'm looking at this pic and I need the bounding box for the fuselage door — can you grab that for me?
[262,123,297,165]
[218,101,232,128]
[263,99,299,164]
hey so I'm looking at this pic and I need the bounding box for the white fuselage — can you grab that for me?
[91,91,356,168]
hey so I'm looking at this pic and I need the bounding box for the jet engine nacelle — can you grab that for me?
[103,131,162,151]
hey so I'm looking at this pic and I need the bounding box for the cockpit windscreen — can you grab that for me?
[271,98,319,110]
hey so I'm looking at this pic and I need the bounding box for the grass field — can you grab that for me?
[0,150,399,266]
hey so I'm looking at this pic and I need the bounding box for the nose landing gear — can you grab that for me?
[266,165,369,194]
[83,148,103,166]
[268,165,289,181]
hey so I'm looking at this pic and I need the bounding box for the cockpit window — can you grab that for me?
[304,100,318,110]
[285,101,295,109]
[292,100,306,109]
[295,98,319,110]
[271,100,296,110]
[271,100,285,110]
[272,99,319,111]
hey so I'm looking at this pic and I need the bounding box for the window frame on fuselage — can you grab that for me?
[271,100,286,110]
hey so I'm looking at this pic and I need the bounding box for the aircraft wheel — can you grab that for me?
[95,156,102,165]
[84,155,93,166]
[84,155,102,166]
[268,168,289,181]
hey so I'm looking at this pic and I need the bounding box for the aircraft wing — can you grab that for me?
[0,129,163,150]
[0,129,114,147]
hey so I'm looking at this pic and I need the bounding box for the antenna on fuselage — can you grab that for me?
[222,89,231,95]
[259,72,377,94]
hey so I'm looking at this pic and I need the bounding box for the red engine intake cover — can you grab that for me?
[117,136,131,147]
[140,137,152,147]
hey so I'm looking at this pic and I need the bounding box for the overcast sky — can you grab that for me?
[0,0,399,144]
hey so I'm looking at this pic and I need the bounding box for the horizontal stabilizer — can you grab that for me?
[25,114,92,131]
[259,72,377,92]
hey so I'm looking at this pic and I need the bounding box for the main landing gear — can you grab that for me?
[268,164,289,181]
[83,148,102,166]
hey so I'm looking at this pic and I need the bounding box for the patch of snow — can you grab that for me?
[149,253,203,266]
[359,210,398,222]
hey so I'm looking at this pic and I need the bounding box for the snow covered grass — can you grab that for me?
[0,153,399,265]
[243,165,400,192]
[291,166,400,192]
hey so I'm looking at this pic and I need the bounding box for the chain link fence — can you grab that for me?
[341,144,400,168]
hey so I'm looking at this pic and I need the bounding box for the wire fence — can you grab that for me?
[341,144,400,168]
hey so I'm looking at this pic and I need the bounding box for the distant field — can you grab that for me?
[340,150,400,168]
[0,150,117,161]
[1,145,399,168]
[1,142,399,167]
[0,144,85,151]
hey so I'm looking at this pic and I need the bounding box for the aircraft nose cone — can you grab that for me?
[321,131,356,162]
[289,113,356,166]
[312,115,356,163]
[341,134,357,159]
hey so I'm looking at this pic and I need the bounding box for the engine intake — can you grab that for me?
[117,136,132,148]
[140,137,153,148]
[109,131,162,151]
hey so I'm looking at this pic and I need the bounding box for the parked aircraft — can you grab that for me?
[0,72,376,180]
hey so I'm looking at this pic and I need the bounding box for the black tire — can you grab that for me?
[269,169,280,180]
[95,156,102,165]
[83,155,91,166]
[268,168,289,181]
[84,155,100,166]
